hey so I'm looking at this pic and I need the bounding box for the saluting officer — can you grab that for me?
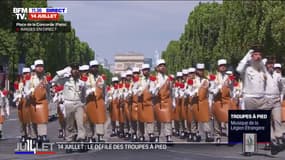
[52,63,87,148]
[236,46,284,155]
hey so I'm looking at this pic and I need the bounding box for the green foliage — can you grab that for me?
[162,1,285,74]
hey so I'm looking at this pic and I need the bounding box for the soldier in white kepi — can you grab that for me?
[107,76,120,137]
[14,67,33,144]
[210,59,234,142]
[274,63,282,75]
[191,63,214,142]
[150,59,173,142]
[85,60,107,142]
[264,57,285,152]
[137,64,156,142]
[52,63,87,153]
[24,59,50,147]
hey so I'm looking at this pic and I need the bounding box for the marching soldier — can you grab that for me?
[117,72,131,139]
[124,70,134,139]
[150,59,173,142]
[210,59,233,142]
[78,65,91,141]
[264,58,284,152]
[107,77,120,137]
[137,64,156,142]
[180,69,189,139]
[191,63,214,142]
[129,67,141,142]
[0,89,9,139]
[274,63,282,75]
[13,67,33,144]
[173,72,183,137]
[236,47,284,155]
[24,59,50,146]
[85,60,107,142]
[52,84,65,139]
[185,67,198,142]
[52,63,87,152]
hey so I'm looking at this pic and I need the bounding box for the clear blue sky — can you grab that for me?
[47,1,215,64]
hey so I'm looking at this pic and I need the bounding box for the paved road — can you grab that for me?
[0,107,285,160]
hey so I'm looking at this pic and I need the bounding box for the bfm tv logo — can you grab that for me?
[14,139,56,155]
[13,8,67,21]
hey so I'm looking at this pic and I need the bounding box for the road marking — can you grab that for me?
[6,118,18,121]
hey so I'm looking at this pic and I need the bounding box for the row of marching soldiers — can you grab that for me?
[13,59,109,150]
[11,57,285,147]
[107,59,242,143]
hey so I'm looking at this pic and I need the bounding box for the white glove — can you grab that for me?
[63,73,70,77]
[242,49,254,63]
[56,66,71,76]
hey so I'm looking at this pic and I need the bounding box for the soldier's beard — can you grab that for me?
[250,60,265,72]
[36,72,44,79]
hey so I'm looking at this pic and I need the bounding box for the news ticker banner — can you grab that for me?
[228,110,271,144]
[15,142,169,155]
[12,7,71,32]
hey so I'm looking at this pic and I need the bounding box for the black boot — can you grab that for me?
[149,134,155,142]
[20,136,26,145]
[271,138,285,155]
[180,131,186,139]
[58,129,64,138]
[87,137,93,143]
[131,133,138,142]
[215,137,221,143]
[0,131,2,139]
[166,136,173,143]
[264,143,271,150]
[187,133,194,142]
[73,134,78,141]
[110,130,117,137]
[193,133,202,142]
[118,130,125,138]
[172,128,179,137]
[155,136,160,143]
[139,136,145,142]
[205,133,214,142]
[37,136,43,148]
[124,132,131,140]
[32,138,37,148]
[98,135,106,142]
[42,135,49,143]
